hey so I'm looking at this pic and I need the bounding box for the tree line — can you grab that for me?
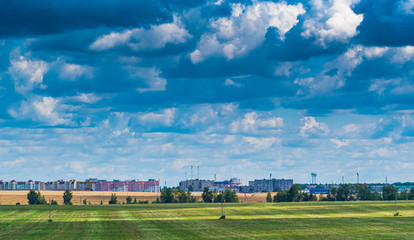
[271,184,414,202]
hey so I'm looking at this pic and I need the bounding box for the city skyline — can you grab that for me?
[1,0,414,185]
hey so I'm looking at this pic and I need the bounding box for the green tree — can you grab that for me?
[188,185,194,192]
[187,190,196,203]
[109,193,118,204]
[223,188,238,202]
[83,199,87,205]
[177,189,188,203]
[336,184,351,201]
[383,185,397,200]
[356,184,373,200]
[126,196,132,204]
[288,184,302,202]
[201,187,214,203]
[214,193,223,203]
[409,188,414,200]
[160,188,174,203]
[27,190,46,205]
[274,191,288,202]
[399,190,409,200]
[63,189,73,205]
[266,192,272,202]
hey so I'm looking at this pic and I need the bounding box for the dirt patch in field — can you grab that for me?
[0,191,272,205]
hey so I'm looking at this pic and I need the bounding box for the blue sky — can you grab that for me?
[1,0,414,185]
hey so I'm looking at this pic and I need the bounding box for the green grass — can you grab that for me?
[0,201,413,239]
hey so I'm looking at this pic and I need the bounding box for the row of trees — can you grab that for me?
[272,184,318,202]
[157,188,197,203]
[322,184,414,201]
[156,187,239,203]
[201,188,238,203]
[27,189,73,205]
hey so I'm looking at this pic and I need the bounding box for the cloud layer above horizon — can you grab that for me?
[1,0,414,185]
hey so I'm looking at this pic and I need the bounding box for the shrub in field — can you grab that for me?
[83,199,87,205]
[126,196,132,204]
[63,189,73,205]
[16,202,20,205]
[109,194,118,204]
[51,199,58,205]
[27,190,47,205]
[138,200,148,204]
[133,198,137,204]
[100,200,103,205]
[266,192,272,202]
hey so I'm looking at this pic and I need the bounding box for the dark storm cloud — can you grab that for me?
[0,0,170,37]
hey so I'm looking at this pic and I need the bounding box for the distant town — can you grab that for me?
[1,175,412,194]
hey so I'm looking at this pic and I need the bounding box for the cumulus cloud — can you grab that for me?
[230,112,283,134]
[330,138,350,148]
[299,117,330,136]
[243,136,280,149]
[137,108,175,126]
[64,93,102,104]
[90,16,191,51]
[302,0,363,46]
[296,45,364,94]
[133,67,167,92]
[58,63,94,80]
[8,96,73,126]
[9,53,49,94]
[190,1,305,63]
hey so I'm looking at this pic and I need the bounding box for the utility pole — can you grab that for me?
[221,190,224,217]
[48,198,52,222]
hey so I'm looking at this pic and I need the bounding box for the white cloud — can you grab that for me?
[230,112,283,134]
[299,116,330,136]
[299,45,363,94]
[243,136,279,149]
[133,67,167,92]
[400,0,414,14]
[137,108,175,126]
[67,93,102,104]
[2,157,25,167]
[363,47,389,59]
[9,54,49,94]
[302,0,363,46]
[224,78,242,87]
[274,62,297,77]
[90,16,191,51]
[330,138,350,148]
[58,63,94,80]
[191,1,305,63]
[391,46,414,63]
[8,96,73,126]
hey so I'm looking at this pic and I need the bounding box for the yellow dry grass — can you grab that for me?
[0,191,272,205]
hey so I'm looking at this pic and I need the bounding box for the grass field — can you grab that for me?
[0,201,413,239]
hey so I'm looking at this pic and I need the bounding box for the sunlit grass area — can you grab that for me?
[1,201,413,239]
